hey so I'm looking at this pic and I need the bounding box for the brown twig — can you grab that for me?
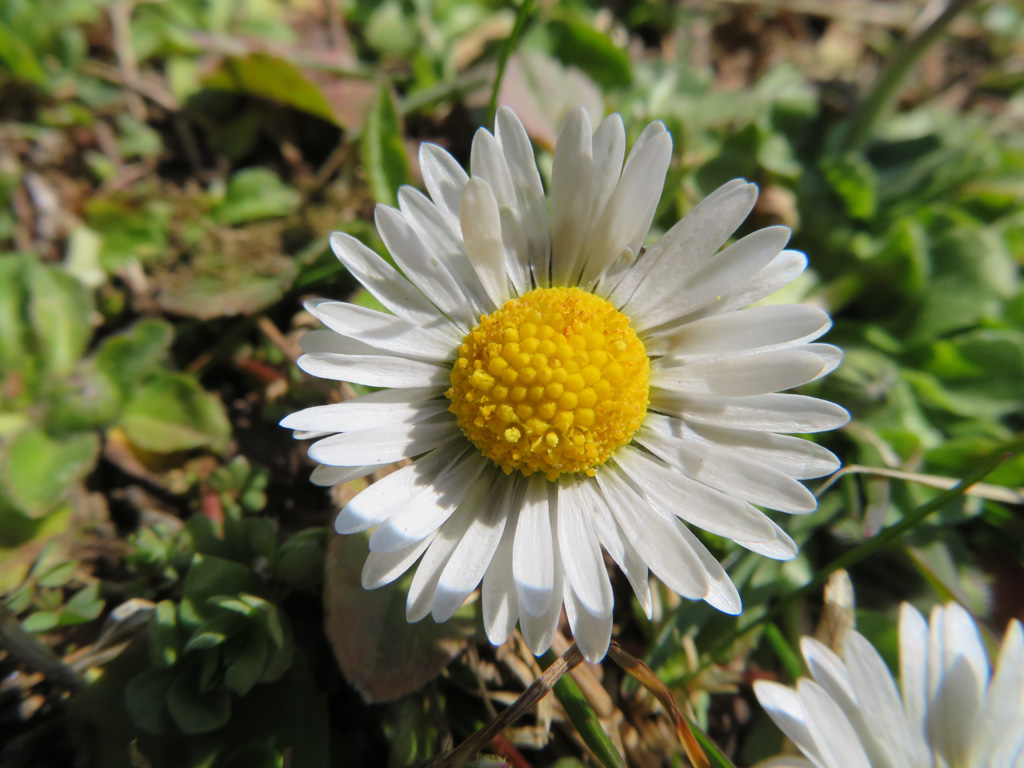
[425,644,585,768]
[607,642,710,768]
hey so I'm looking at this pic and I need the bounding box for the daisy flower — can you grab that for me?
[753,602,1024,768]
[282,106,848,662]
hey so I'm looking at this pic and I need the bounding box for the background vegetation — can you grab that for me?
[1,0,1022,766]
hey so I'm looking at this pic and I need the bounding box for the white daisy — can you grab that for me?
[283,106,848,662]
[753,602,1024,768]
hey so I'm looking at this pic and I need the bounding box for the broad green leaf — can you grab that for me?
[1,428,98,518]
[275,528,326,591]
[22,610,60,633]
[94,319,174,395]
[120,372,231,453]
[223,632,269,696]
[125,667,178,735]
[179,555,254,627]
[203,53,340,125]
[822,154,878,220]
[361,83,411,207]
[213,168,301,226]
[28,262,93,378]
[45,362,122,432]
[0,254,30,371]
[546,16,631,89]
[184,612,243,653]
[0,22,47,85]
[167,669,232,734]
[60,582,105,624]
[150,599,182,669]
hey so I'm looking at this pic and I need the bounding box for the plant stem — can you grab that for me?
[840,0,980,152]
[487,0,537,127]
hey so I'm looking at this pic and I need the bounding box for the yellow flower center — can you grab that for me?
[447,287,649,480]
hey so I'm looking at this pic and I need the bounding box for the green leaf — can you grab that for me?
[35,559,76,588]
[184,612,243,652]
[45,362,122,432]
[179,554,255,627]
[22,610,60,633]
[60,582,105,624]
[94,319,173,395]
[822,154,878,220]
[547,17,631,89]
[167,669,232,734]
[541,650,624,768]
[202,53,341,126]
[223,632,269,696]
[361,84,411,207]
[0,22,47,85]
[1,428,98,518]
[28,262,93,378]
[150,599,182,668]
[213,168,301,226]
[275,528,326,591]
[125,667,178,735]
[120,372,231,453]
[0,254,31,372]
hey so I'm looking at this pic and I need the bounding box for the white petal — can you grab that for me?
[611,179,757,312]
[564,581,613,663]
[690,249,809,321]
[420,142,469,226]
[972,620,1024,767]
[843,632,916,768]
[405,501,478,622]
[330,232,455,332]
[581,479,652,618]
[801,637,858,711]
[734,519,799,560]
[280,387,448,433]
[297,351,449,389]
[646,304,832,358]
[636,424,818,514]
[615,446,777,543]
[334,442,465,534]
[368,452,489,553]
[596,467,708,601]
[432,472,514,622]
[550,106,593,287]
[580,125,672,290]
[587,113,626,238]
[675,522,741,614]
[375,204,477,329]
[470,128,530,295]
[513,474,555,617]
[306,300,458,360]
[397,186,491,315]
[482,505,520,646]
[361,534,435,589]
[519,541,564,656]
[495,106,550,288]
[899,602,931,756]
[635,226,791,332]
[652,347,829,397]
[651,391,851,434]
[754,680,830,768]
[461,177,511,309]
[310,464,376,487]
[798,679,872,768]
[557,478,613,618]
[309,420,457,467]
[681,420,840,479]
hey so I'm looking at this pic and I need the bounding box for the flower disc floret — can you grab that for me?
[447,287,649,480]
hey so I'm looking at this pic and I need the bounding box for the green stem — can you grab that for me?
[487,0,537,127]
[839,0,979,152]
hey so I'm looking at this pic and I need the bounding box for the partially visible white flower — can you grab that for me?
[284,106,849,662]
[754,602,1024,768]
